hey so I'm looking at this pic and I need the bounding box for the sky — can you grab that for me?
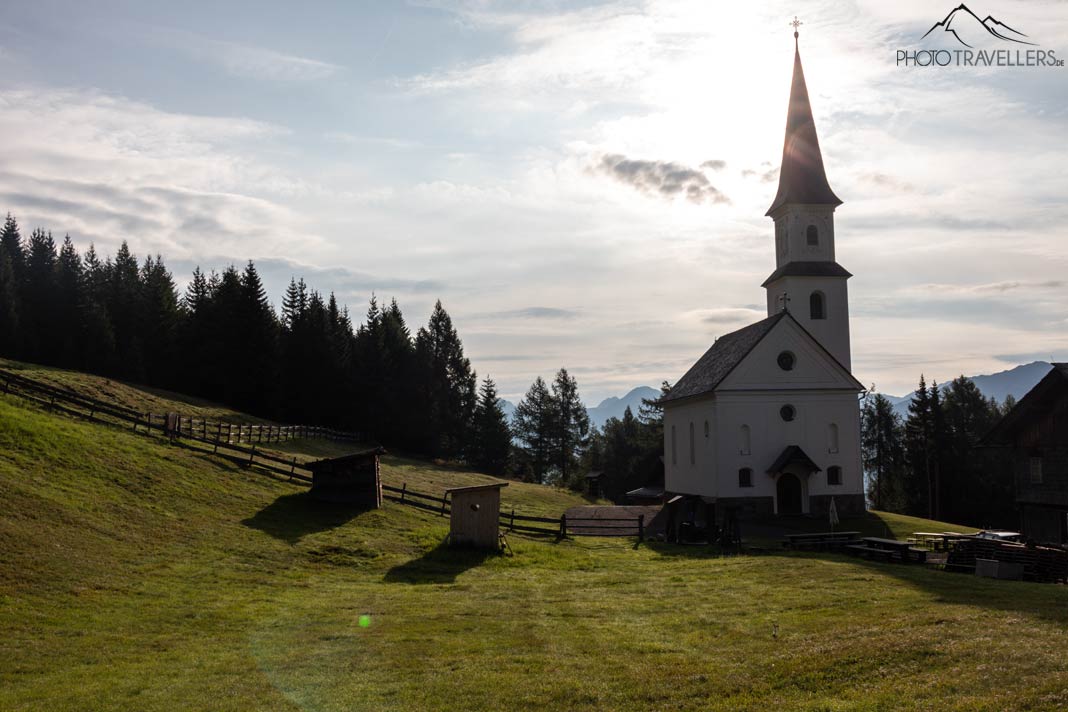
[0,0,1066,404]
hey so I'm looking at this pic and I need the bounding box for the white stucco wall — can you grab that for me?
[663,315,864,511]
[764,276,851,371]
[713,391,863,508]
[663,397,717,497]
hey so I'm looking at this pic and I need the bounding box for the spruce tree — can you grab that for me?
[0,250,18,356]
[413,301,477,458]
[903,375,934,518]
[471,376,512,475]
[861,393,906,512]
[54,235,84,366]
[0,213,23,278]
[550,368,589,486]
[513,376,555,482]
[80,244,116,373]
[139,255,180,387]
[22,229,58,362]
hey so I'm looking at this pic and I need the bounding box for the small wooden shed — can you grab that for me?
[446,482,508,549]
[306,447,386,507]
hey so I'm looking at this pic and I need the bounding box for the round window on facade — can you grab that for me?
[777,351,795,371]
[780,404,796,422]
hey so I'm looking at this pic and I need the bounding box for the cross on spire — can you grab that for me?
[790,16,802,36]
[778,291,791,313]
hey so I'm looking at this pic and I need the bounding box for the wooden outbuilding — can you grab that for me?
[584,471,605,498]
[446,482,508,549]
[983,364,1068,546]
[306,447,386,507]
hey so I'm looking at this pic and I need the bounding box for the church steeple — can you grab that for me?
[766,36,841,216]
[763,27,853,371]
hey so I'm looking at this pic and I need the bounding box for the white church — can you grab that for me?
[661,33,866,518]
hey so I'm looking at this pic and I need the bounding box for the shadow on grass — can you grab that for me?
[384,543,497,585]
[242,491,369,544]
[649,512,1068,623]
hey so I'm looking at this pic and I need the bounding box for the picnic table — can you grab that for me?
[910,532,972,552]
[783,531,861,550]
[846,537,927,563]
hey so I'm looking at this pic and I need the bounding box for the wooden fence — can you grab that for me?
[561,514,645,541]
[2,368,647,543]
[383,483,645,541]
[0,368,364,484]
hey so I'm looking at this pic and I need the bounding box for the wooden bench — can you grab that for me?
[846,538,927,564]
[846,544,897,561]
[783,531,861,550]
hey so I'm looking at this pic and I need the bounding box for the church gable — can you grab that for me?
[717,314,862,392]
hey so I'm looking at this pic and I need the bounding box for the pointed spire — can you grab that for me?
[766,36,841,216]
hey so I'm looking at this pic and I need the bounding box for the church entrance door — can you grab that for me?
[776,473,803,515]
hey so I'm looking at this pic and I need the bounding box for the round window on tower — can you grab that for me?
[777,351,796,371]
[780,404,796,422]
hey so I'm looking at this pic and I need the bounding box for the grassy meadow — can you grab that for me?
[1,371,1067,711]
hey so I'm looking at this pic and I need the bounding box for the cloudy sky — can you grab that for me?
[1,0,1066,404]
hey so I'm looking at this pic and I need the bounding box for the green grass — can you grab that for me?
[0,358,272,423]
[2,391,1067,711]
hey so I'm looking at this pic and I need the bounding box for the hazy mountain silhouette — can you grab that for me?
[922,4,1036,48]
[586,386,661,428]
[882,361,1053,417]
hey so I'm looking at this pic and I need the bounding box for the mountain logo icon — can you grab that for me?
[921,4,1037,48]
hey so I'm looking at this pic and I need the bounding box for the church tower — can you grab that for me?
[763,33,853,371]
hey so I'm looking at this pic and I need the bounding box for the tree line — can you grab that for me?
[862,375,1015,528]
[0,213,522,470]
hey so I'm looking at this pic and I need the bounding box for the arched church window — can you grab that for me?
[810,291,826,320]
[689,422,695,465]
[806,224,819,246]
[671,425,677,465]
[827,466,842,486]
[738,468,753,488]
[780,405,796,422]
[740,424,751,455]
[777,351,795,371]
[828,423,839,453]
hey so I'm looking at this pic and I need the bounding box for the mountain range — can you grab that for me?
[880,361,1052,417]
[501,361,1053,431]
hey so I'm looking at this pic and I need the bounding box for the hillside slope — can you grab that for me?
[2,389,1067,711]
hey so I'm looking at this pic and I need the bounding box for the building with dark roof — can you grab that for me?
[983,364,1068,545]
[662,32,865,521]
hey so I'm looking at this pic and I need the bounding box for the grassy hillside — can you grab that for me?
[1,389,1067,711]
[0,358,271,423]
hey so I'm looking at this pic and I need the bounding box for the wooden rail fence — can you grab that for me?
[0,368,365,484]
[2,368,647,543]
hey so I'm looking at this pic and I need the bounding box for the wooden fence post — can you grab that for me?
[227,423,233,444]
[248,445,256,468]
[290,457,297,482]
[559,514,567,540]
[400,483,407,504]
[509,508,516,532]
[638,514,645,542]
[440,493,448,516]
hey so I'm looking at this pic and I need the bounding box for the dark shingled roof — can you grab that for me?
[982,363,1068,444]
[766,43,842,216]
[761,260,852,287]
[661,312,787,404]
[765,445,822,474]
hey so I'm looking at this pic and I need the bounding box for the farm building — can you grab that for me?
[983,363,1068,545]
[307,447,386,507]
[660,32,865,520]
